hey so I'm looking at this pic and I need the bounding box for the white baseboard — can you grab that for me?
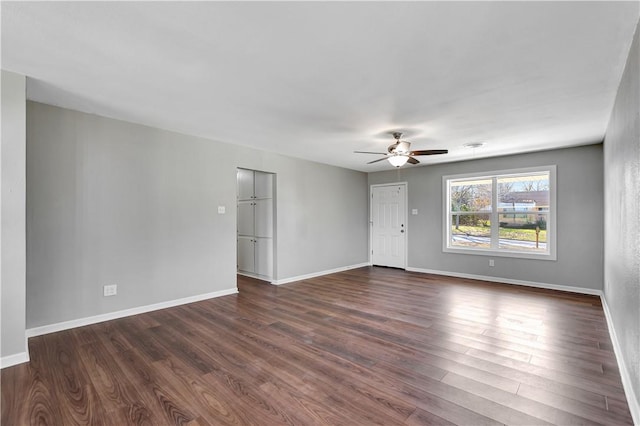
[405,267,603,296]
[0,343,30,369]
[271,262,371,285]
[237,271,273,283]
[26,287,238,338]
[601,295,640,425]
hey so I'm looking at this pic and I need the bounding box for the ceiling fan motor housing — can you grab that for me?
[388,132,410,154]
[394,141,411,154]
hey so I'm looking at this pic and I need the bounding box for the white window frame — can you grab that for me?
[442,165,557,260]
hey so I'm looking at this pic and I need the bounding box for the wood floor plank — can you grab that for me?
[404,407,457,426]
[76,337,163,424]
[40,331,108,425]
[371,360,554,425]
[441,371,600,425]
[1,267,633,425]
[517,383,634,425]
[465,347,626,397]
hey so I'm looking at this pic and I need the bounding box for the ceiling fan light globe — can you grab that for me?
[388,155,409,167]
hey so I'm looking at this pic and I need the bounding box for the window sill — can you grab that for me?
[443,246,556,261]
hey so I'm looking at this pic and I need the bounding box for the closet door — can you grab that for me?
[255,238,273,278]
[254,171,273,199]
[237,169,255,200]
[237,200,255,236]
[237,236,255,273]
[254,199,273,238]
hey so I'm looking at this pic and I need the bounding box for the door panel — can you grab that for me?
[237,236,255,273]
[237,169,254,200]
[237,200,255,236]
[254,199,273,238]
[255,237,273,277]
[390,235,400,256]
[254,171,273,199]
[371,184,406,268]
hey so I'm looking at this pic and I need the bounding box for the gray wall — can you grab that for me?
[368,144,604,290]
[1,70,27,362]
[604,19,640,416]
[247,155,368,279]
[26,102,368,328]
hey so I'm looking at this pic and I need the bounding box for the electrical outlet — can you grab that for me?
[489,259,495,267]
[218,206,226,214]
[103,284,117,297]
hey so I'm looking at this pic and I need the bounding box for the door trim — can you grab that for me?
[369,182,408,269]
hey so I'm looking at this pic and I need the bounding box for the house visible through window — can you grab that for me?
[443,166,556,260]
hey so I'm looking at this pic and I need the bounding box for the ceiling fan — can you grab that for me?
[355,132,448,167]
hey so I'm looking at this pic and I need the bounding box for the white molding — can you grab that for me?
[26,287,238,338]
[1,339,30,369]
[405,267,602,296]
[601,295,640,425]
[271,262,371,285]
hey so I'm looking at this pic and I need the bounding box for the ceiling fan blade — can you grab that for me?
[367,157,388,164]
[407,157,420,165]
[354,151,388,155]
[410,149,449,156]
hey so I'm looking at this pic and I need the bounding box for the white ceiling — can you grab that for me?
[2,1,639,172]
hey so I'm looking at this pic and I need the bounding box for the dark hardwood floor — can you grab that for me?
[1,267,633,425]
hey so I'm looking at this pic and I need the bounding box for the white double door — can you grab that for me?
[371,184,406,268]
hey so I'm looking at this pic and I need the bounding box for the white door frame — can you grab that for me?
[369,182,408,269]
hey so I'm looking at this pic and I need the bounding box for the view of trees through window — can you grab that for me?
[448,170,551,254]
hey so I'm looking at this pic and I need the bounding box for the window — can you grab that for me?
[443,166,556,260]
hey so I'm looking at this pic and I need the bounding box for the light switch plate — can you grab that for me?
[103,284,117,296]
[218,206,226,214]
[411,209,418,215]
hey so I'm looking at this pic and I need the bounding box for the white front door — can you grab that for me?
[371,184,406,268]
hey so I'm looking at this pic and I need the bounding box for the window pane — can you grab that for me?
[498,173,549,213]
[450,213,491,248]
[450,179,492,212]
[498,213,547,252]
